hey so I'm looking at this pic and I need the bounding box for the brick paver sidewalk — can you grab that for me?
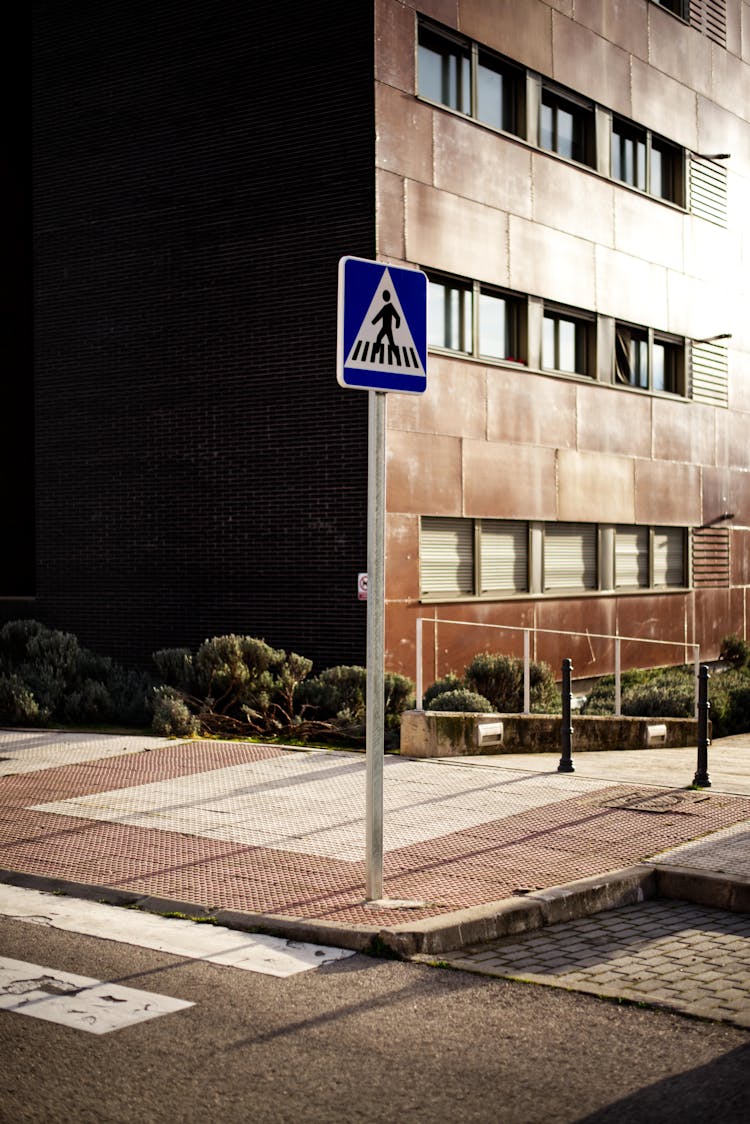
[1,734,749,930]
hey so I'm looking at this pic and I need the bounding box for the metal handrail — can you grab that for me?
[415,617,700,717]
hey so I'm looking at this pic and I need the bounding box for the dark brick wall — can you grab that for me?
[24,0,375,670]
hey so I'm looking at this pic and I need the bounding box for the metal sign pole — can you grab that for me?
[365,389,386,901]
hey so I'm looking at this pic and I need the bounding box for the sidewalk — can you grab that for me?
[0,728,748,958]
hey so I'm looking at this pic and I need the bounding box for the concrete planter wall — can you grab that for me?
[400,710,703,758]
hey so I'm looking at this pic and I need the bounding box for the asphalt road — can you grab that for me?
[1,917,748,1123]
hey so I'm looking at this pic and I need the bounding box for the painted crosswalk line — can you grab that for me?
[0,885,356,977]
[0,956,193,1034]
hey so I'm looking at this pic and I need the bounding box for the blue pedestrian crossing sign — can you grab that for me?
[337,256,428,394]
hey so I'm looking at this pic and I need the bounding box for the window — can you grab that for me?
[418,23,524,138]
[652,1,689,19]
[542,305,593,376]
[480,521,528,594]
[615,324,684,394]
[478,288,524,362]
[420,517,474,597]
[651,137,682,202]
[420,519,688,600]
[612,119,647,191]
[653,527,686,587]
[418,20,688,208]
[428,273,526,363]
[428,276,472,353]
[652,337,682,394]
[615,324,649,388]
[543,523,598,592]
[540,86,595,167]
[477,50,524,135]
[418,26,470,114]
[612,117,684,204]
[615,527,650,589]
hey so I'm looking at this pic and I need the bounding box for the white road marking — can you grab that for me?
[0,955,193,1034]
[0,886,355,977]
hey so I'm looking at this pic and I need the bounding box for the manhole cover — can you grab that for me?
[586,790,713,814]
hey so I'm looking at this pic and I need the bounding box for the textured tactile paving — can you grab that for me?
[30,752,616,861]
[0,730,172,776]
[653,819,750,878]
[1,741,749,927]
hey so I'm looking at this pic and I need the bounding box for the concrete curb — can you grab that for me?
[652,863,750,914]
[2,862,747,960]
[375,866,656,957]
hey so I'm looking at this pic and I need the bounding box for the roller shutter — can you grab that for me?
[544,523,597,591]
[480,520,528,593]
[615,526,649,588]
[420,517,474,596]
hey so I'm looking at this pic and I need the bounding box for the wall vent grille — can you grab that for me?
[689,0,727,46]
[689,157,728,227]
[692,526,730,588]
[691,341,729,407]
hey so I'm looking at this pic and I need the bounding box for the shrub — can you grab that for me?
[153,634,314,737]
[622,682,694,719]
[583,664,712,720]
[152,648,196,694]
[720,634,750,670]
[464,652,561,713]
[709,667,750,737]
[0,619,153,729]
[422,673,465,710]
[428,688,493,713]
[151,687,201,738]
[293,664,414,749]
[384,671,415,719]
[0,674,44,726]
[294,665,367,722]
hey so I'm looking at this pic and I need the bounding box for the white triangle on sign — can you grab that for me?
[344,268,426,377]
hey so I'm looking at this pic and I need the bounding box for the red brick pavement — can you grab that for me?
[1,741,749,928]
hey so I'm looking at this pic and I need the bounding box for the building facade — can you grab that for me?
[381,0,750,686]
[17,0,750,687]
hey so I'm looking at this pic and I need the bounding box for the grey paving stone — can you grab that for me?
[445,898,750,1028]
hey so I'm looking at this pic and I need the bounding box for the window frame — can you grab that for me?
[611,115,685,205]
[652,526,688,588]
[479,519,530,595]
[542,523,599,593]
[476,47,525,136]
[540,83,596,168]
[417,21,525,139]
[419,516,475,597]
[614,526,651,589]
[417,24,471,115]
[428,274,473,354]
[542,302,595,377]
[615,322,685,396]
[651,0,689,21]
[419,518,689,602]
[427,272,527,366]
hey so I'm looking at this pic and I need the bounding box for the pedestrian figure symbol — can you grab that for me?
[371,290,401,365]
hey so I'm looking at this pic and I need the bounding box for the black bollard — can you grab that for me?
[558,657,575,773]
[693,664,711,788]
